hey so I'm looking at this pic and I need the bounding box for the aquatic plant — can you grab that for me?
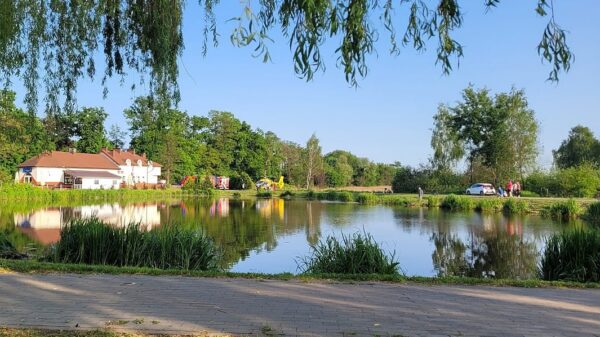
[0,232,27,259]
[426,196,442,208]
[355,193,378,205]
[502,198,529,214]
[474,198,503,212]
[541,199,582,221]
[48,218,220,271]
[541,228,600,282]
[280,190,294,198]
[299,231,400,275]
[440,194,474,211]
[583,201,600,226]
[256,191,273,198]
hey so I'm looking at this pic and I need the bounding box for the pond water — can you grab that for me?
[0,198,583,277]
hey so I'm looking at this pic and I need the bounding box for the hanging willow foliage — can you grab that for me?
[0,0,572,113]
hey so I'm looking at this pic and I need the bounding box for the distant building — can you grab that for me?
[15,148,161,189]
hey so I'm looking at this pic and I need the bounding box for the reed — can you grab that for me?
[299,231,400,275]
[440,194,474,211]
[474,198,503,212]
[256,191,273,198]
[541,199,582,221]
[583,201,600,225]
[355,193,378,205]
[47,218,220,271]
[541,228,600,283]
[502,198,529,214]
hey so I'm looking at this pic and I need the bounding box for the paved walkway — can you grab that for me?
[0,273,599,337]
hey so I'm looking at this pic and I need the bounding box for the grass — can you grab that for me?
[298,231,400,275]
[583,201,600,225]
[440,194,473,211]
[502,198,529,214]
[474,198,503,212]
[256,191,273,198]
[2,259,599,288]
[540,199,582,221]
[541,227,600,283]
[47,218,220,271]
[0,327,202,337]
[0,232,27,259]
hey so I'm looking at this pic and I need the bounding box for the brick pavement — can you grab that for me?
[0,273,599,336]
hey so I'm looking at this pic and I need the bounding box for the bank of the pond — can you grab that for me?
[280,190,598,218]
[1,259,599,288]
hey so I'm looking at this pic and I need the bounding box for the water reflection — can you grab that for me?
[1,199,574,276]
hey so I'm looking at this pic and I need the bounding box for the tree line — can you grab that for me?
[393,86,600,198]
[0,90,395,188]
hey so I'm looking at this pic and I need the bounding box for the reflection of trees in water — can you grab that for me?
[161,198,325,269]
[431,230,539,279]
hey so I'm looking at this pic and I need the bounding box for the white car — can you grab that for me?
[465,183,496,196]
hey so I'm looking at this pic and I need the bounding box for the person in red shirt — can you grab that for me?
[506,180,513,197]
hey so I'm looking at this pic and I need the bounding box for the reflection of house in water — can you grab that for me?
[210,198,230,217]
[14,203,162,244]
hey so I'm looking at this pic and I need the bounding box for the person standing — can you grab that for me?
[506,180,513,197]
[418,186,424,201]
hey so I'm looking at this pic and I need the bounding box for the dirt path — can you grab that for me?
[1,273,599,336]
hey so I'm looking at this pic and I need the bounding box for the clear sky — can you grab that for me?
[13,1,600,167]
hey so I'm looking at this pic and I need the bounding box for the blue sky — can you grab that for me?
[13,1,600,167]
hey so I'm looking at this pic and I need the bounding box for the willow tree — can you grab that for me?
[0,1,573,113]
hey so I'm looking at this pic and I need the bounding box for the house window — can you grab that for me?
[113,180,118,185]
[64,175,73,185]
[24,175,32,184]
[94,179,99,185]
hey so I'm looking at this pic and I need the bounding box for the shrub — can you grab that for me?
[256,191,273,198]
[337,191,354,202]
[440,194,473,211]
[356,193,377,205]
[541,199,582,221]
[0,233,26,259]
[426,196,441,208]
[232,192,241,199]
[306,190,316,200]
[474,198,503,212]
[380,195,411,207]
[48,218,220,271]
[541,228,600,282]
[526,166,600,198]
[230,172,254,190]
[583,202,600,225]
[502,198,529,214]
[299,231,400,275]
[280,190,294,198]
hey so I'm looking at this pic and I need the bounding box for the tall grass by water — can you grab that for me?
[48,218,220,271]
[541,199,582,221]
[502,198,529,214]
[440,194,473,211]
[299,232,400,275]
[541,228,600,282]
[474,198,503,212]
[583,201,600,225]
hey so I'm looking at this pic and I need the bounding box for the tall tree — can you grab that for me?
[108,124,127,149]
[553,126,600,169]
[0,1,573,112]
[75,107,109,153]
[304,134,323,189]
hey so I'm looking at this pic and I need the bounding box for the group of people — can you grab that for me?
[497,180,521,197]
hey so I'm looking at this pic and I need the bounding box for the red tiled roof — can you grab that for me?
[101,149,162,167]
[18,151,120,169]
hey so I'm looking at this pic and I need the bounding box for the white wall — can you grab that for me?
[119,164,161,185]
[79,177,120,190]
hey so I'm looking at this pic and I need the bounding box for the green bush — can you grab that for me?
[230,172,254,190]
[356,193,378,205]
[474,198,503,212]
[256,191,273,198]
[379,195,411,207]
[299,232,400,275]
[525,166,600,198]
[583,202,600,225]
[47,218,220,271]
[0,232,26,259]
[306,190,316,200]
[541,228,600,282]
[440,194,473,211]
[426,195,441,208]
[502,198,529,214]
[541,199,582,221]
[232,192,241,199]
[280,190,294,198]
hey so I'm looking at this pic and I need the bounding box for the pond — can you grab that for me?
[0,198,583,277]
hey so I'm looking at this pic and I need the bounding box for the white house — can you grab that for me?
[100,148,162,187]
[15,148,162,189]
